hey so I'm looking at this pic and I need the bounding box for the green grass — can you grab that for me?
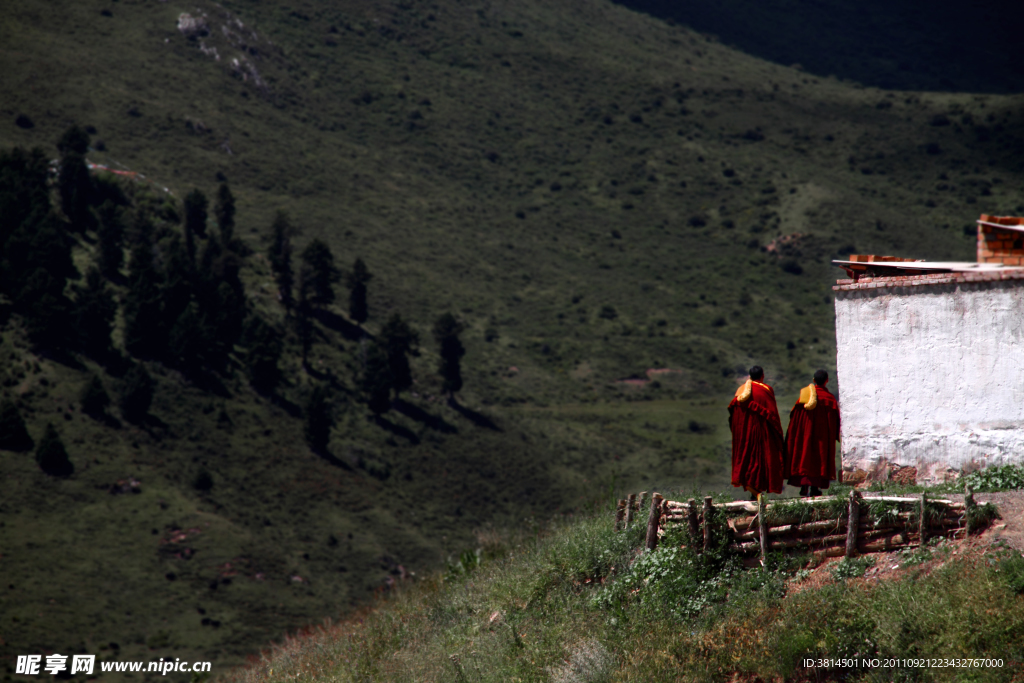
[1,0,1023,675]
[218,503,1024,683]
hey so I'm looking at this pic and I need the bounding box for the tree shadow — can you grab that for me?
[313,309,372,342]
[270,394,303,419]
[392,398,457,434]
[311,446,353,471]
[372,415,421,444]
[448,397,502,431]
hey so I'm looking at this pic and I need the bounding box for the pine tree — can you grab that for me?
[96,200,125,278]
[433,313,465,397]
[214,182,236,247]
[119,363,154,423]
[56,126,94,233]
[295,271,315,365]
[346,257,372,325]
[267,211,295,310]
[36,423,73,477]
[183,189,208,264]
[73,266,116,359]
[7,214,77,349]
[123,226,164,357]
[0,147,50,265]
[361,341,393,414]
[241,315,283,393]
[79,374,110,418]
[380,312,419,397]
[0,399,33,451]
[168,302,206,371]
[304,384,333,452]
[299,239,341,307]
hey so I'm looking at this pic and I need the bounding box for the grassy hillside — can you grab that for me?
[1,0,1024,677]
[221,494,1024,682]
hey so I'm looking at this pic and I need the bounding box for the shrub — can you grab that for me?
[36,423,73,476]
[119,363,154,423]
[79,374,110,418]
[0,399,34,451]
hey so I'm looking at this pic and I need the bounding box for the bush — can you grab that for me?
[36,423,73,476]
[119,363,154,423]
[79,374,110,418]
[0,399,34,451]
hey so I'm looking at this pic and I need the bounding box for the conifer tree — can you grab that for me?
[0,147,50,265]
[304,384,333,452]
[161,235,195,330]
[168,302,206,371]
[56,126,94,233]
[295,271,315,365]
[79,374,110,418]
[346,258,372,325]
[73,266,116,359]
[96,200,125,278]
[360,341,392,414]
[123,226,164,357]
[267,211,295,310]
[0,399,33,451]
[214,182,236,246]
[119,362,154,423]
[183,189,208,264]
[241,315,283,393]
[36,423,73,477]
[433,313,465,397]
[300,239,341,307]
[7,214,77,349]
[380,313,419,398]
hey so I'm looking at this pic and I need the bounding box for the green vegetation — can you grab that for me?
[224,505,1024,683]
[1,0,1023,674]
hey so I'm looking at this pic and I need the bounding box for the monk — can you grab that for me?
[785,369,840,497]
[729,366,786,498]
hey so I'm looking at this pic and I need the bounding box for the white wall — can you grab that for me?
[835,279,1024,483]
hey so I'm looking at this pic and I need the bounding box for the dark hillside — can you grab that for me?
[1,0,1023,676]
[614,0,1024,93]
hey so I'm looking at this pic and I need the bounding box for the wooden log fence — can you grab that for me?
[616,488,986,564]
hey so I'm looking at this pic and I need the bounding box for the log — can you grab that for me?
[614,499,626,532]
[846,489,860,558]
[638,491,648,521]
[687,498,700,548]
[919,492,927,545]
[732,527,908,554]
[703,496,714,552]
[758,494,769,566]
[625,493,636,528]
[645,493,664,551]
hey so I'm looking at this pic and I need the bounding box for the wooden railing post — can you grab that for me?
[625,493,636,528]
[645,493,664,551]
[686,498,701,551]
[614,499,626,532]
[758,494,769,566]
[845,489,860,558]
[702,496,714,552]
[919,492,927,545]
[638,491,648,521]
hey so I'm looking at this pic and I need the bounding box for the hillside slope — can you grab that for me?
[1,0,1023,675]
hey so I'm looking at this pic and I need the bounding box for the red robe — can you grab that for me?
[785,385,840,489]
[729,381,786,495]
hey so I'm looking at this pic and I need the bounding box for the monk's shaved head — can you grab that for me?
[749,366,764,381]
[813,369,829,386]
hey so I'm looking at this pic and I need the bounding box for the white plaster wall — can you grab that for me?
[835,280,1024,482]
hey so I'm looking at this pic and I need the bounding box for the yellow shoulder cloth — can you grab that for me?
[735,379,752,402]
[798,383,817,410]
